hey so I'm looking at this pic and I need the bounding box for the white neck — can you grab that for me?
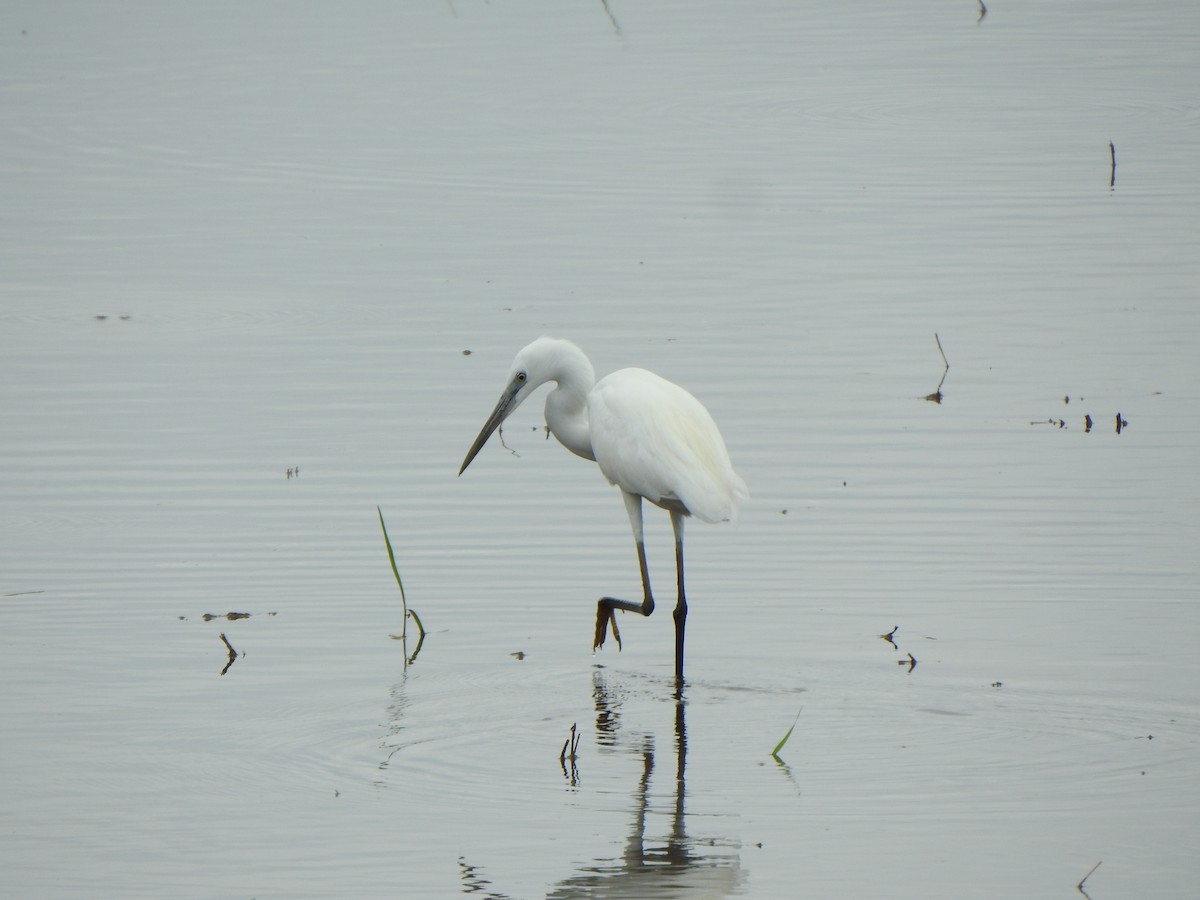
[542,345,596,461]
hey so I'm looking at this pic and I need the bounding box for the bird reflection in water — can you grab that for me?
[460,672,744,898]
[552,673,743,898]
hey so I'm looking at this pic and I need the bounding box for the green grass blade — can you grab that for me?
[377,506,408,611]
[408,608,425,638]
[771,708,802,759]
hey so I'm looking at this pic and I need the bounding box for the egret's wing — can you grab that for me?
[589,368,747,523]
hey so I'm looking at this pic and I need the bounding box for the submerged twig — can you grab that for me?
[1109,141,1117,189]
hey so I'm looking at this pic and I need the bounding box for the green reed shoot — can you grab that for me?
[771,708,803,760]
[377,506,424,642]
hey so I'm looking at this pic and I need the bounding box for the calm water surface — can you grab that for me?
[2,2,1198,898]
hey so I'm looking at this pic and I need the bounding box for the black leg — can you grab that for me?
[594,539,655,652]
[670,510,687,682]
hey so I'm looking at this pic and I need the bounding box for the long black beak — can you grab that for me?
[458,383,522,475]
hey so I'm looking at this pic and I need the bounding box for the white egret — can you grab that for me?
[458,336,747,681]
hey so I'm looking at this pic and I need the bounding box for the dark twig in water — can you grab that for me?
[881,625,899,649]
[1109,142,1117,189]
[925,333,950,403]
[560,722,581,785]
[977,0,987,23]
[560,722,581,764]
[1077,860,1101,896]
[599,0,623,35]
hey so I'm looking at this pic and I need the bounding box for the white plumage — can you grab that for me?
[589,367,745,524]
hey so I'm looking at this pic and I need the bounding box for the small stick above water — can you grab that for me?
[1077,860,1101,895]
[934,333,949,371]
[925,333,950,403]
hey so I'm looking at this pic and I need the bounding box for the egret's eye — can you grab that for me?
[515,371,527,383]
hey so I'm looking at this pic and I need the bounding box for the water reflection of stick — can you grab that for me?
[218,632,238,675]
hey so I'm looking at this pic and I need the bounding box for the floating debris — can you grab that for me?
[1032,401,1128,434]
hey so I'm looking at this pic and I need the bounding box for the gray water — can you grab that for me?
[2,2,1198,898]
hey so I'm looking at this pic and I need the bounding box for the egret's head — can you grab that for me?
[458,338,563,475]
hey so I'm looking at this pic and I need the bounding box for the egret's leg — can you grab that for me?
[594,492,656,653]
[670,510,687,681]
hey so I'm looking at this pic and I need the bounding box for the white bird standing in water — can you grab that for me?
[458,336,747,681]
